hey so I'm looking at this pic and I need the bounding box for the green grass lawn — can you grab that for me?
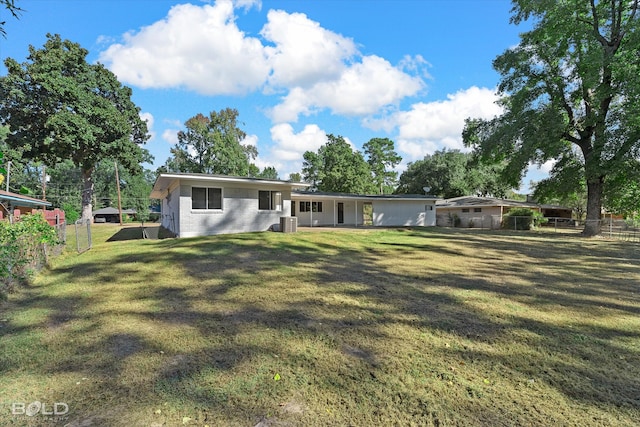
[1,225,639,426]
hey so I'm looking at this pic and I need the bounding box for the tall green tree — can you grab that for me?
[532,153,588,219]
[603,159,640,217]
[396,149,513,197]
[302,151,323,190]
[0,34,150,221]
[396,149,469,197]
[363,137,402,194]
[302,134,376,194]
[463,0,640,236]
[288,172,302,182]
[163,108,257,176]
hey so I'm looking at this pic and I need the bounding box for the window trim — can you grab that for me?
[299,201,323,213]
[258,190,283,211]
[191,186,223,210]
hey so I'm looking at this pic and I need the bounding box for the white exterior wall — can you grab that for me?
[176,180,292,237]
[294,199,364,226]
[160,185,181,235]
[372,200,436,227]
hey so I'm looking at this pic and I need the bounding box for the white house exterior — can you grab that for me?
[291,191,438,227]
[150,173,309,237]
[150,174,438,237]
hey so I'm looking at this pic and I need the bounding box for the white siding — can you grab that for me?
[294,200,364,226]
[372,200,436,227]
[177,180,292,237]
[160,185,180,235]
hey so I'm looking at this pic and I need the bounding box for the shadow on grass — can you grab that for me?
[1,227,639,425]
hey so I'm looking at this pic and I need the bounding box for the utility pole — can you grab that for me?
[115,161,123,226]
[5,161,10,192]
[42,165,47,201]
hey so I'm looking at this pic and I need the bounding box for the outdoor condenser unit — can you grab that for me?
[280,216,297,233]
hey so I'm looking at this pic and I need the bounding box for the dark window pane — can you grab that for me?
[258,190,270,210]
[208,188,222,209]
[192,187,206,209]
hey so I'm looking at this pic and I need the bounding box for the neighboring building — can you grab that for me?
[291,191,438,227]
[150,173,309,237]
[435,196,573,229]
[0,189,52,221]
[92,207,137,223]
[150,173,439,237]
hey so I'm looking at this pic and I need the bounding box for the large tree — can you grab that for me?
[302,134,376,194]
[0,34,150,221]
[162,108,257,176]
[363,137,402,194]
[463,0,640,236]
[396,149,513,197]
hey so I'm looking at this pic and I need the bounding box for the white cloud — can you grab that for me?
[269,55,424,122]
[232,0,261,12]
[100,3,425,124]
[162,129,179,145]
[261,9,357,88]
[139,112,155,141]
[99,1,270,95]
[370,86,502,162]
[270,123,326,160]
[252,123,327,178]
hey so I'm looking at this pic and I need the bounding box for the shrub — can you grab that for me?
[448,213,461,227]
[0,214,61,296]
[503,208,548,230]
[63,202,80,223]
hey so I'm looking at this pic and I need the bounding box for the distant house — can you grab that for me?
[0,189,52,221]
[92,207,137,223]
[150,173,439,237]
[435,196,573,229]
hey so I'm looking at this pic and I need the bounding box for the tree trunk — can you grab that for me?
[583,177,603,237]
[81,167,94,223]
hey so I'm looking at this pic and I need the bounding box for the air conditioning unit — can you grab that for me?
[280,216,297,233]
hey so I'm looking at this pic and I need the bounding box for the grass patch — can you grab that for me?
[1,225,639,426]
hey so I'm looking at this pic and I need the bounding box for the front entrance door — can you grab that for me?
[338,202,344,224]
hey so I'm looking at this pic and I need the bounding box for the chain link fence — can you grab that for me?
[74,219,92,253]
[581,219,640,243]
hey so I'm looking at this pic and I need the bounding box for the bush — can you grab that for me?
[0,214,61,296]
[62,202,80,223]
[503,208,548,230]
[449,213,461,227]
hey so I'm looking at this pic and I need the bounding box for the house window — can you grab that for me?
[192,187,222,209]
[258,191,282,211]
[461,208,469,213]
[474,208,482,213]
[299,201,322,212]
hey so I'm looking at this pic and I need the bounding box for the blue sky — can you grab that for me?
[1,0,550,192]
